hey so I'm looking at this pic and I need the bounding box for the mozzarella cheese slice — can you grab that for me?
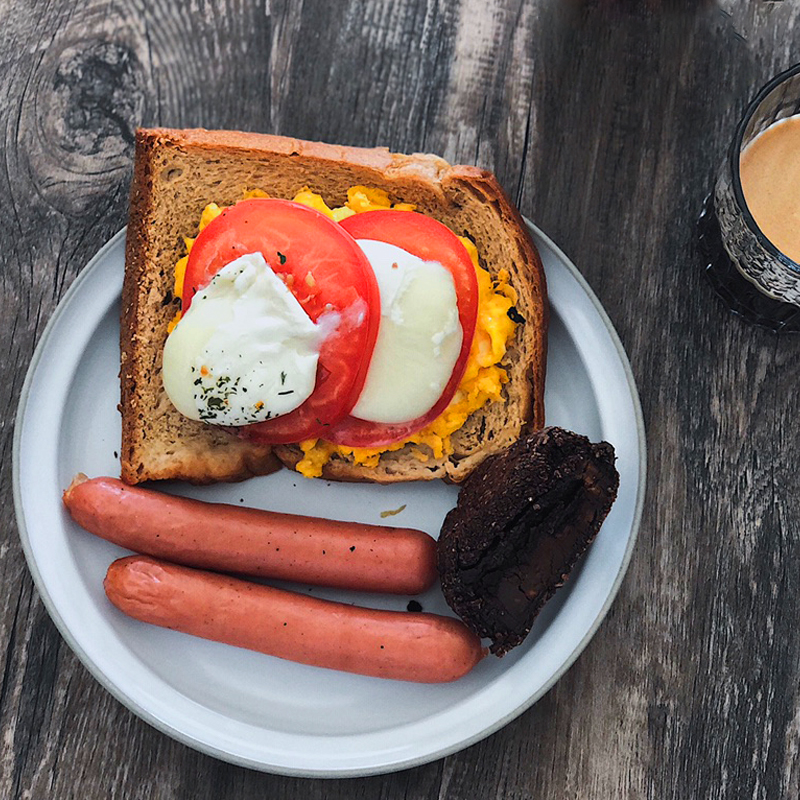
[162,252,335,426]
[351,239,462,424]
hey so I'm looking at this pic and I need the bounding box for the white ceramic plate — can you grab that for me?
[13,223,645,777]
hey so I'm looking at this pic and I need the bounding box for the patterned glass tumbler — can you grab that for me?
[701,64,800,332]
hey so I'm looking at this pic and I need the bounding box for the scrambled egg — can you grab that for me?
[170,186,518,477]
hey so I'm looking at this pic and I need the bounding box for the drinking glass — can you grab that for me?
[701,64,800,331]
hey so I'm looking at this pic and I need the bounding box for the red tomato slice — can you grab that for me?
[324,209,479,448]
[181,199,380,444]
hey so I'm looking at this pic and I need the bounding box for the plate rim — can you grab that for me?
[12,222,646,778]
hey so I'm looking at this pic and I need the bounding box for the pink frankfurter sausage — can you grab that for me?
[105,556,485,682]
[64,476,437,595]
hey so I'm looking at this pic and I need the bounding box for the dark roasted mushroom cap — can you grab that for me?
[437,427,619,656]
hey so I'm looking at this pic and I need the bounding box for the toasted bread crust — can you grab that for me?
[121,128,547,484]
[121,130,281,484]
[120,133,150,482]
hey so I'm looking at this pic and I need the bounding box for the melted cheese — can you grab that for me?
[163,252,334,426]
[351,239,462,423]
[168,187,518,476]
[295,214,518,477]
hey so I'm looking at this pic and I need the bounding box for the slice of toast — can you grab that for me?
[120,128,547,484]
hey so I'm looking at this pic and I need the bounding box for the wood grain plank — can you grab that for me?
[0,0,468,797]
[1,0,800,797]
[0,1,284,797]
[0,4,142,796]
[515,4,800,800]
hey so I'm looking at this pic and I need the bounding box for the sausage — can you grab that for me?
[64,475,437,594]
[105,556,485,683]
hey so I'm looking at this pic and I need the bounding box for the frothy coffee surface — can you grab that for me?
[740,115,800,263]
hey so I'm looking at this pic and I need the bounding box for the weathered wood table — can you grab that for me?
[2,1,798,797]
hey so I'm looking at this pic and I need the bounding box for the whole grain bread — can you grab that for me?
[438,427,619,655]
[121,128,547,484]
